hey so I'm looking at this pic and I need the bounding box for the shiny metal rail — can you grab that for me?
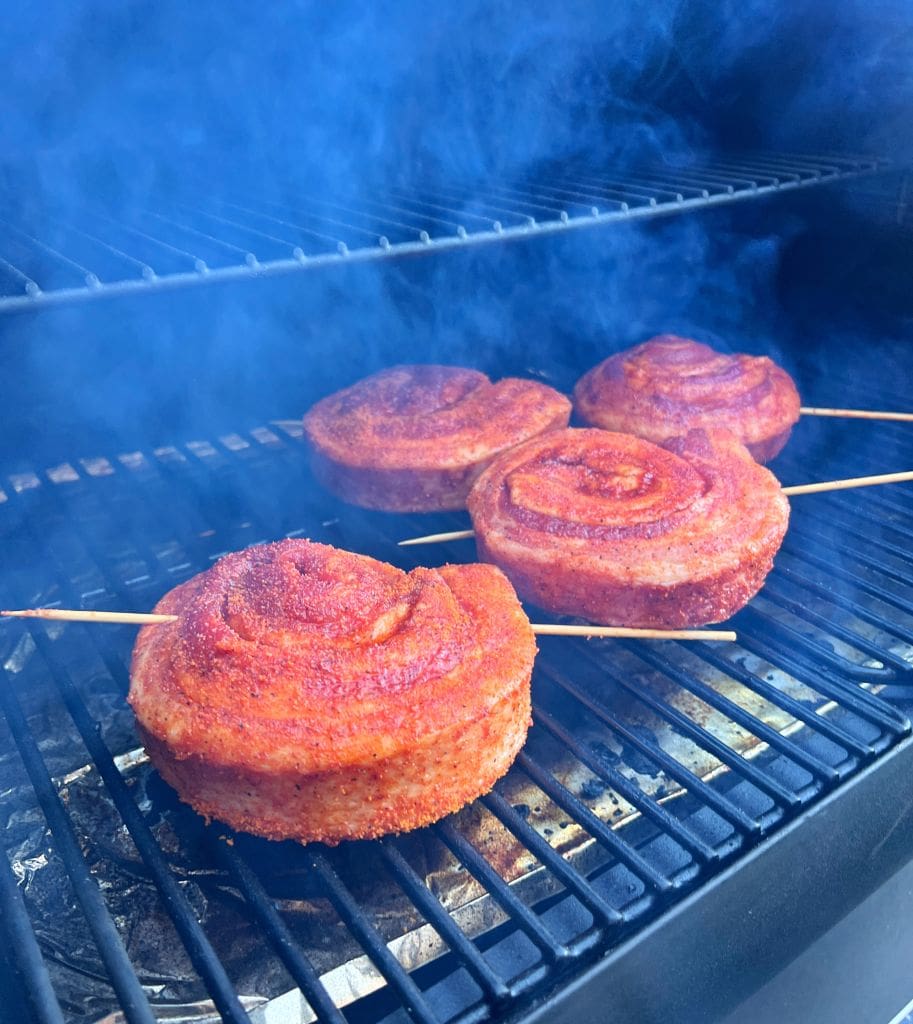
[0,153,884,314]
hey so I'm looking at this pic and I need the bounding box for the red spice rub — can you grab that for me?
[303,365,571,511]
[468,427,789,628]
[574,335,801,462]
[129,540,535,844]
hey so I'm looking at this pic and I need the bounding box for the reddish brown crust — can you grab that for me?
[573,336,800,463]
[468,427,790,628]
[303,365,572,511]
[129,541,535,844]
[307,445,484,513]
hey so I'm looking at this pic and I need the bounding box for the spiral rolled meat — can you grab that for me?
[129,540,535,845]
[574,336,801,462]
[468,427,789,628]
[303,365,572,511]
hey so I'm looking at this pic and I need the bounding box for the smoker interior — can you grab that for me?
[2,249,913,1024]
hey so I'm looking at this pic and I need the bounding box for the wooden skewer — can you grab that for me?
[531,624,736,641]
[801,406,913,423]
[399,528,476,546]
[781,470,913,496]
[399,469,913,545]
[1,609,178,625]
[0,608,734,642]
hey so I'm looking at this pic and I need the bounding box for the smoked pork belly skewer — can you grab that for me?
[302,364,571,512]
[131,539,536,844]
[573,335,913,461]
[574,335,801,462]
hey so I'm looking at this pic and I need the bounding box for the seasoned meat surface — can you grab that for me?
[303,364,571,511]
[130,540,535,844]
[574,335,801,462]
[468,427,789,628]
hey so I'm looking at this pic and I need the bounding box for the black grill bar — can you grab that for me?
[683,644,873,762]
[0,680,158,1024]
[480,791,624,927]
[377,838,513,1006]
[824,493,913,556]
[537,660,761,835]
[10,625,252,1024]
[788,522,913,602]
[0,843,66,1024]
[513,752,678,893]
[0,153,884,313]
[730,623,908,734]
[570,645,801,809]
[732,604,893,681]
[531,709,718,864]
[214,842,347,1024]
[622,642,843,782]
[432,820,577,963]
[303,848,440,1024]
[764,563,913,664]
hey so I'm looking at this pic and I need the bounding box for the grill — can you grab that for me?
[3,363,913,1023]
[0,153,884,314]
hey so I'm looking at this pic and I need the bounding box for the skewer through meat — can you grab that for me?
[303,364,571,511]
[129,540,535,845]
[468,427,789,629]
[574,335,801,462]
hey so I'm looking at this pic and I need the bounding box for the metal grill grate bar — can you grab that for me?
[16,625,253,1024]
[214,843,347,1024]
[623,641,841,782]
[683,644,873,761]
[481,790,624,926]
[377,839,513,1005]
[531,709,718,863]
[0,842,67,1024]
[304,849,441,1024]
[432,820,575,963]
[536,659,761,835]
[572,645,801,808]
[514,752,676,893]
[0,680,158,1024]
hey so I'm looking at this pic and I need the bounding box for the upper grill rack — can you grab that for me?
[1,407,912,1024]
[0,152,883,314]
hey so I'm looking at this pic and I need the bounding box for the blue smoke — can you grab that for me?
[0,0,910,465]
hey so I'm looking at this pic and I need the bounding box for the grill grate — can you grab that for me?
[0,153,884,314]
[1,410,912,1024]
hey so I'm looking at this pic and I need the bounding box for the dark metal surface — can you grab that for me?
[0,408,912,1023]
[0,153,883,314]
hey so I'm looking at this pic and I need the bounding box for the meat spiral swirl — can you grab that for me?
[129,540,535,844]
[303,364,571,511]
[574,336,801,462]
[468,427,789,628]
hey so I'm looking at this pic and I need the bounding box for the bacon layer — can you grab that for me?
[468,427,789,628]
[303,365,571,511]
[129,540,535,844]
[574,336,801,462]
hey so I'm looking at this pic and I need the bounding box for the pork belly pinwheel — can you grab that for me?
[574,336,800,462]
[130,539,535,844]
[304,365,572,511]
[468,427,789,628]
